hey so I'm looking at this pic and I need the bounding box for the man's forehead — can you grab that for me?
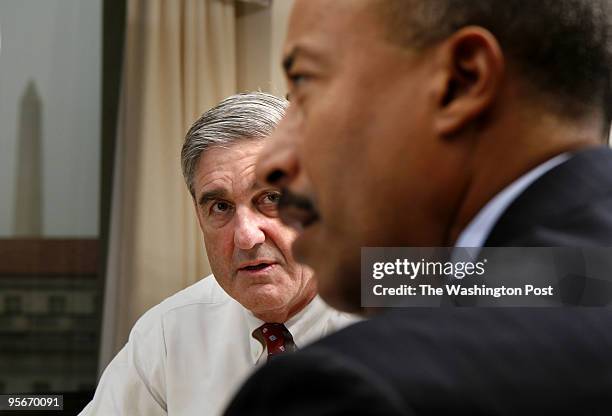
[198,141,264,172]
[195,142,264,195]
[285,0,376,53]
[195,169,265,202]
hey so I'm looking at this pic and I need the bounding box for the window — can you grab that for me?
[48,295,67,315]
[0,0,109,400]
[4,296,22,315]
[32,381,51,393]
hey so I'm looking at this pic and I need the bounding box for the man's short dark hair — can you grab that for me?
[376,0,612,126]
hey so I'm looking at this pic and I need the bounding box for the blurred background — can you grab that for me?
[0,0,294,412]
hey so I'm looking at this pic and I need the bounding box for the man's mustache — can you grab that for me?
[278,188,320,228]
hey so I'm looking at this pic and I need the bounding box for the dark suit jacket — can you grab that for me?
[225,147,612,416]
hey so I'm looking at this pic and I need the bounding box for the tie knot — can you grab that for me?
[253,323,297,359]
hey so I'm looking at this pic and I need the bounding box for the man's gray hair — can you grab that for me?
[181,92,288,197]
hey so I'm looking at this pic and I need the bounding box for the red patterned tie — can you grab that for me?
[253,323,297,360]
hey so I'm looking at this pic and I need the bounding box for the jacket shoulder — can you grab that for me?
[225,341,412,416]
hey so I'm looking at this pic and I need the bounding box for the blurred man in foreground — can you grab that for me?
[226,1,612,414]
[81,92,355,416]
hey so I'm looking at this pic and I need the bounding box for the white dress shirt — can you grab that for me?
[455,153,571,249]
[80,275,358,416]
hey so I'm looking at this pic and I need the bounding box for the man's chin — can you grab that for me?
[290,226,363,313]
[318,277,363,314]
[239,285,289,314]
[309,251,363,314]
[290,223,323,269]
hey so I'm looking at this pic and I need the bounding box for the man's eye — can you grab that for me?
[211,201,231,214]
[289,73,308,87]
[258,192,281,217]
[261,192,281,205]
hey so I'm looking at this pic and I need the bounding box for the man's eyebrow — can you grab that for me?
[283,45,327,77]
[251,180,264,192]
[198,189,226,206]
[251,181,281,197]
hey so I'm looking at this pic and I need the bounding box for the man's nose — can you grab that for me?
[233,207,266,250]
[256,113,300,189]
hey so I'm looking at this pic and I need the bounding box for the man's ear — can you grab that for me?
[432,26,504,136]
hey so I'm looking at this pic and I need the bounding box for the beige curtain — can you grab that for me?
[270,0,294,95]
[99,0,237,371]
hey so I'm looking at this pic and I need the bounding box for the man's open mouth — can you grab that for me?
[236,261,278,274]
[241,263,272,271]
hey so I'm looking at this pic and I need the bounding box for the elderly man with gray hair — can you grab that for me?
[80,92,356,416]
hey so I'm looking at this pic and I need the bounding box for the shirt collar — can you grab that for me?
[455,153,571,249]
[285,295,333,348]
[241,295,333,364]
